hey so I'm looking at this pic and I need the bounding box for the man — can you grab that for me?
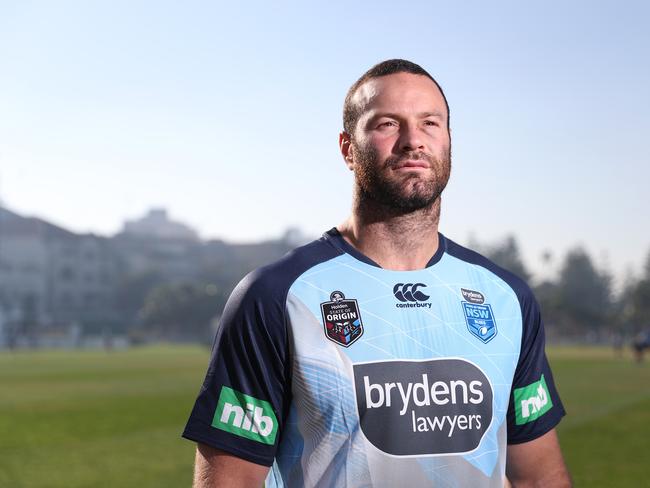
[183,59,571,487]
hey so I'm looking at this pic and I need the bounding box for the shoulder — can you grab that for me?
[226,234,343,312]
[210,235,344,375]
[442,235,537,309]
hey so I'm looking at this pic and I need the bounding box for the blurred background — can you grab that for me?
[1,1,648,486]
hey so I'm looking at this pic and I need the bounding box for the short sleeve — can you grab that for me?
[506,294,565,444]
[182,270,292,466]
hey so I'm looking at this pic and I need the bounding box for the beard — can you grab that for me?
[353,142,451,212]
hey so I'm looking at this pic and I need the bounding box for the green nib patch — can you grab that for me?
[514,374,553,425]
[212,386,278,445]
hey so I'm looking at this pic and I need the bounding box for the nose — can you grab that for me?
[398,122,424,152]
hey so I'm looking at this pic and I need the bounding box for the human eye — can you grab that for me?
[423,119,439,127]
[376,119,398,130]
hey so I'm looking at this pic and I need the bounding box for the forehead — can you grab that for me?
[352,72,447,120]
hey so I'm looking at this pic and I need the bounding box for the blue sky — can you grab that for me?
[0,0,648,282]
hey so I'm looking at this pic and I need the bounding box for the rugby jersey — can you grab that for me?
[183,229,565,487]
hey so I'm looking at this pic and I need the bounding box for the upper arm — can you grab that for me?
[182,270,292,467]
[505,288,570,485]
[507,293,565,444]
[507,429,571,487]
[193,443,269,488]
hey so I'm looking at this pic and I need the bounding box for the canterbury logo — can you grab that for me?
[393,283,430,302]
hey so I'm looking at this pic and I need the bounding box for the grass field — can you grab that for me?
[1,345,648,487]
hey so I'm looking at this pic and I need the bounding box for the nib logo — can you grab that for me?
[514,375,553,425]
[393,283,431,309]
[212,386,278,444]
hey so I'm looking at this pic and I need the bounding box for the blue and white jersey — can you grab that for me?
[183,229,565,487]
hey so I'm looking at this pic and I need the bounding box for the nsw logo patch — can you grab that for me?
[320,291,364,347]
[462,302,497,343]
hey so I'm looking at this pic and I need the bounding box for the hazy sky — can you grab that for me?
[1,0,648,282]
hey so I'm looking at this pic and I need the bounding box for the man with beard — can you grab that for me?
[183,59,571,487]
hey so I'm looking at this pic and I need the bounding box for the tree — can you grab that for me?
[137,281,226,342]
[556,247,613,331]
[620,248,650,331]
[628,280,650,328]
[478,235,531,282]
[115,269,165,328]
[534,279,562,329]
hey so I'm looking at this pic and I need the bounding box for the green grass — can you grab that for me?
[0,346,208,488]
[549,347,650,486]
[0,345,648,487]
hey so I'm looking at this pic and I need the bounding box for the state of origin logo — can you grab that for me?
[320,291,364,347]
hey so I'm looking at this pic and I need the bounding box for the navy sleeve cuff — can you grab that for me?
[182,426,275,467]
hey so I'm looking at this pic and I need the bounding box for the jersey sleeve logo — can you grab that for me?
[212,386,278,444]
[513,375,553,425]
[320,291,364,347]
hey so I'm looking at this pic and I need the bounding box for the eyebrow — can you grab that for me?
[371,111,445,119]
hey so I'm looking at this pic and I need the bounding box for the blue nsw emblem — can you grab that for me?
[462,302,497,343]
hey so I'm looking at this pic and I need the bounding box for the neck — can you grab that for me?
[338,196,442,271]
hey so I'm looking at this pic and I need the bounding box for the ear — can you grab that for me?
[339,131,354,170]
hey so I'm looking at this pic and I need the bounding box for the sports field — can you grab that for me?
[0,345,648,487]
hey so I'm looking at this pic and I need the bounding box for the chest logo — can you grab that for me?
[320,291,364,348]
[462,301,497,343]
[393,283,432,309]
[461,288,485,304]
[353,358,493,456]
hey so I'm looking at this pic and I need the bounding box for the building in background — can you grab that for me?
[114,208,202,280]
[0,205,296,348]
[122,208,199,241]
[0,206,120,347]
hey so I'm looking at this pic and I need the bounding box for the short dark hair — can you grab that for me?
[342,59,450,136]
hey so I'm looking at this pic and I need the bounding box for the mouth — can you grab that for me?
[393,160,430,170]
[388,152,434,171]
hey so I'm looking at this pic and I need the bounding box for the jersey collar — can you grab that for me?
[323,227,447,269]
